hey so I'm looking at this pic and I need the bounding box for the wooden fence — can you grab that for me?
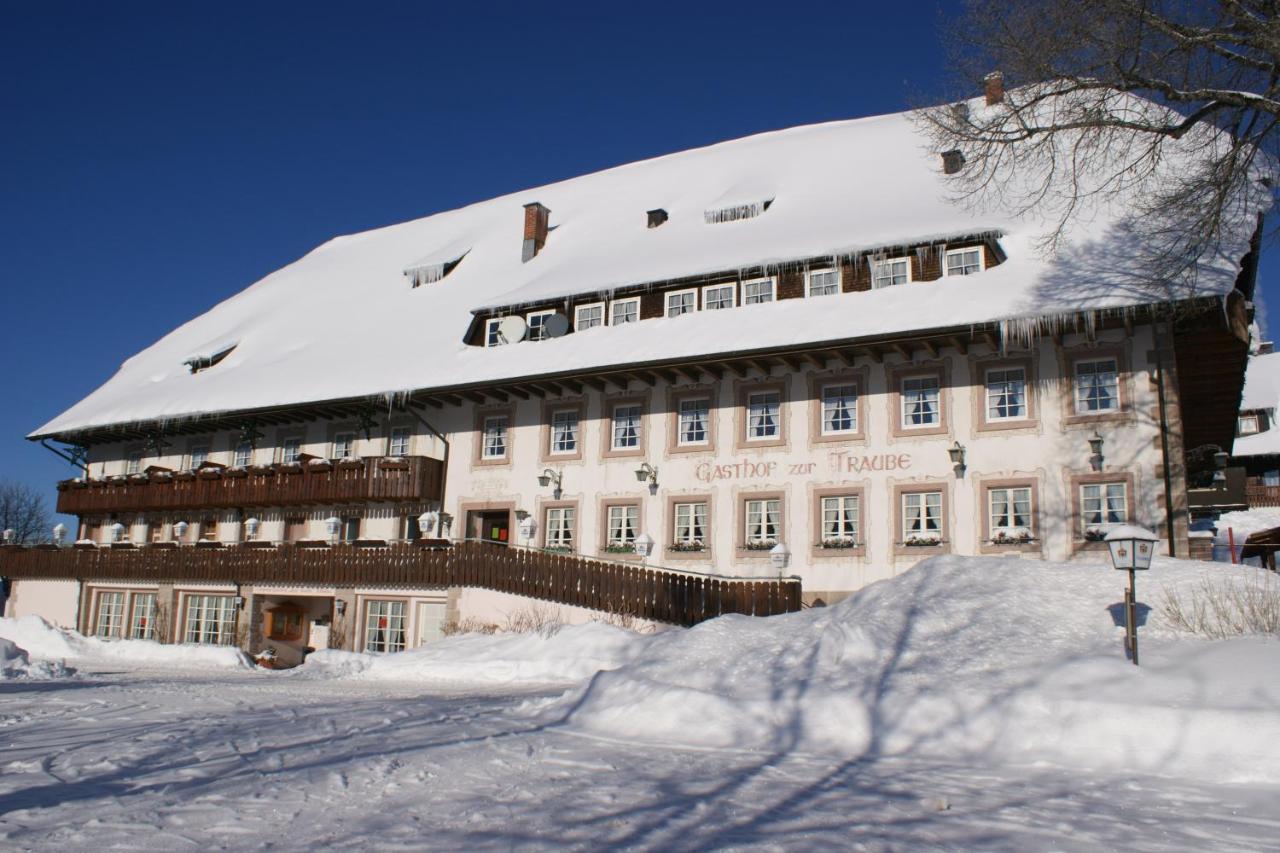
[0,540,802,626]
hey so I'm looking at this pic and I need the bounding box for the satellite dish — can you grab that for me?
[544,313,570,338]
[496,316,527,344]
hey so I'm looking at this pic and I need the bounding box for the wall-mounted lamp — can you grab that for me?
[634,462,659,494]
[439,512,453,537]
[325,515,342,544]
[947,442,966,477]
[335,599,347,616]
[52,523,67,546]
[233,594,246,609]
[418,510,439,539]
[537,468,564,500]
[770,542,792,574]
[634,532,654,560]
[111,521,126,543]
[1089,432,1105,472]
[518,514,538,544]
[173,520,189,543]
[245,517,261,540]
[1213,449,1231,485]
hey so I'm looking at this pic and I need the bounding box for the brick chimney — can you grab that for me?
[522,202,550,262]
[984,71,1004,106]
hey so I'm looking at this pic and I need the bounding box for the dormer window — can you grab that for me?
[184,343,236,374]
[666,289,697,317]
[743,278,775,305]
[703,284,735,310]
[575,303,605,330]
[1239,414,1261,435]
[806,268,839,297]
[945,247,984,276]
[527,310,556,341]
[403,247,469,287]
[872,258,910,288]
[610,298,640,325]
[485,318,507,347]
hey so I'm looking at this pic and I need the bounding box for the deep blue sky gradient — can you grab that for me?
[2,1,1274,532]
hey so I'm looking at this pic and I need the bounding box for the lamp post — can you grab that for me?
[770,542,791,577]
[1105,524,1158,666]
[52,523,67,546]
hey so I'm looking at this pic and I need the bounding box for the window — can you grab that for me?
[807,268,840,297]
[985,368,1027,420]
[389,426,412,456]
[743,278,774,305]
[820,495,859,545]
[545,506,575,549]
[821,383,857,434]
[746,392,781,440]
[666,289,697,317]
[606,505,638,548]
[902,492,943,541]
[527,310,556,342]
[872,258,910,288]
[126,452,143,475]
[280,437,302,464]
[129,593,157,640]
[234,442,253,467]
[988,487,1033,541]
[481,416,508,459]
[549,409,579,454]
[575,303,605,330]
[416,601,447,646]
[1074,359,1119,414]
[702,284,736,310]
[1239,414,1260,435]
[188,446,210,469]
[678,398,710,445]
[744,498,781,547]
[364,600,406,653]
[945,247,983,276]
[332,432,356,459]
[901,376,940,428]
[610,298,639,325]
[95,591,126,638]
[200,517,218,541]
[485,318,507,347]
[612,404,642,450]
[1081,483,1127,535]
[184,594,237,645]
[342,516,361,543]
[673,502,708,546]
[1265,470,1280,488]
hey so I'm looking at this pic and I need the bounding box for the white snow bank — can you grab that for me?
[300,621,642,687]
[0,616,253,670]
[0,638,74,680]
[542,556,1280,784]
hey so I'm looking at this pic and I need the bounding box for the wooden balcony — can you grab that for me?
[55,456,443,515]
[0,540,802,626]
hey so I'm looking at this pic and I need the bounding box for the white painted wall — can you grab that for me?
[4,579,80,628]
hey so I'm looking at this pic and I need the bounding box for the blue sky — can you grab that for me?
[1,1,1273,532]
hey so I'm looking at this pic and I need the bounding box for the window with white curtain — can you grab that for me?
[612,404,641,450]
[901,376,940,427]
[821,384,857,434]
[744,498,781,546]
[1080,483,1127,533]
[747,392,780,440]
[903,492,943,540]
[678,399,709,445]
[550,410,579,454]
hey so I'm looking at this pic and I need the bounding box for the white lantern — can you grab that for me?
[245,517,261,540]
[2,528,13,545]
[770,542,792,572]
[1105,525,1158,571]
[519,515,538,543]
[111,522,126,543]
[325,516,342,543]
[634,532,654,557]
[418,510,438,538]
[52,523,67,545]
[173,520,189,542]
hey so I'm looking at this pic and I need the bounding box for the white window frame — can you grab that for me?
[902,492,943,541]
[746,391,781,441]
[665,288,698,317]
[545,506,575,549]
[184,594,238,646]
[332,432,356,460]
[872,258,911,288]
[1238,414,1260,436]
[126,452,143,475]
[612,403,642,450]
[985,367,1028,421]
[944,246,984,276]
[481,415,508,460]
[673,501,708,545]
[279,437,302,465]
[415,600,447,646]
[1073,358,1120,415]
[526,309,557,342]
[364,599,406,653]
[233,442,253,467]
[742,277,775,305]
[806,268,840,297]
[388,426,412,457]
[1080,482,1128,535]
[821,383,858,435]
[188,446,210,470]
[484,318,506,347]
[606,505,639,548]
[1264,470,1280,488]
[549,408,580,455]
[821,495,859,544]
[901,376,941,429]
[744,498,781,546]
[988,487,1033,539]
[677,398,710,446]
[574,302,605,331]
[610,298,640,325]
[95,591,127,638]
[129,592,157,640]
[702,283,736,310]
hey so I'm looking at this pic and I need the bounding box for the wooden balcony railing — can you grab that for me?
[0,540,802,626]
[1246,478,1280,508]
[55,456,444,515]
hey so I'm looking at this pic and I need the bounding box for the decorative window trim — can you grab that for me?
[944,245,985,276]
[602,395,648,459]
[978,477,1042,554]
[599,499,643,556]
[1060,345,1132,426]
[233,441,254,468]
[805,268,841,297]
[665,494,713,561]
[539,399,585,463]
[809,369,868,445]
[473,406,515,466]
[736,491,786,556]
[574,302,606,331]
[888,361,951,438]
[1069,471,1137,551]
[609,297,641,325]
[872,257,912,289]
[973,356,1038,433]
[526,309,557,342]
[735,379,789,450]
[742,277,776,305]
[665,288,699,317]
[667,388,717,455]
[538,499,580,551]
[811,486,867,558]
[701,282,737,310]
[892,481,951,556]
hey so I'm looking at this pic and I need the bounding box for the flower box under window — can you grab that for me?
[990,530,1035,545]
[194,540,225,549]
[242,540,277,549]
[743,539,778,551]
[378,458,410,471]
[295,539,330,548]
[670,541,705,552]
[277,462,303,474]
[604,544,636,554]
[904,535,942,547]
[354,538,389,548]
[542,545,573,554]
[1083,527,1110,542]
[307,459,333,472]
[224,467,248,479]
[173,470,196,481]
[336,458,364,470]
[819,538,859,549]
[196,468,223,480]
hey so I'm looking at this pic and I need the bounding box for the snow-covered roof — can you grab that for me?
[1232,352,1280,457]
[32,100,1270,439]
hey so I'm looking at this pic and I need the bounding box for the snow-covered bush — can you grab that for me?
[1161,572,1280,638]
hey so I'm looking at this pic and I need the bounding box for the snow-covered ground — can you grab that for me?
[1,555,1277,850]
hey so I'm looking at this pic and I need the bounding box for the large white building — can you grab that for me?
[1,91,1266,664]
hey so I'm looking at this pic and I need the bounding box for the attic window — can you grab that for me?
[647,209,669,228]
[184,343,237,374]
[403,246,471,288]
[704,198,773,224]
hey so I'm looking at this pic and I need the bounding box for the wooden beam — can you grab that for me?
[982,331,1001,352]
[484,389,509,403]
[505,386,531,400]
[777,353,804,372]
[921,339,939,359]
[800,351,827,370]
[863,346,883,364]
[462,391,487,405]
[672,365,701,384]
[746,358,775,377]
[947,336,969,355]
[582,377,607,392]
[718,361,746,378]
[892,342,914,361]
[562,379,584,395]
[423,397,444,409]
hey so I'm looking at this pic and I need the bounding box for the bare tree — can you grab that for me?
[918,1,1277,289]
[0,480,52,545]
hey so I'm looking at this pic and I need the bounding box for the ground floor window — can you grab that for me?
[902,492,943,543]
[988,487,1033,543]
[1081,482,1127,537]
[606,504,638,551]
[744,498,781,548]
[129,592,157,640]
[820,495,859,546]
[416,601,446,646]
[545,506,575,550]
[184,594,238,645]
[94,591,126,638]
[673,501,708,550]
[364,600,406,653]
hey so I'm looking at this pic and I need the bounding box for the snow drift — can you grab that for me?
[0,637,73,680]
[0,616,253,670]
[539,556,1280,785]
